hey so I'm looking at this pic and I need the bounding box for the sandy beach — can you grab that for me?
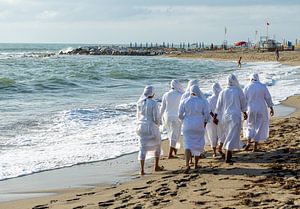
[166,49,300,66]
[0,93,299,209]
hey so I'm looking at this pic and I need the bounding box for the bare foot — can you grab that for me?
[154,166,164,172]
[184,166,190,174]
[194,165,201,169]
[244,143,251,151]
[168,155,177,159]
[140,171,145,176]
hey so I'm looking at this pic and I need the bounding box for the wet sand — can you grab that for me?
[166,49,300,66]
[1,95,299,209]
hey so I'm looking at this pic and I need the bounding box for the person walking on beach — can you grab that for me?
[136,85,163,175]
[205,83,225,158]
[243,73,274,152]
[215,74,248,164]
[160,79,184,158]
[179,85,210,173]
[237,57,242,68]
[275,48,280,61]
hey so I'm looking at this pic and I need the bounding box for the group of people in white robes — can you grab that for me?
[136,73,274,175]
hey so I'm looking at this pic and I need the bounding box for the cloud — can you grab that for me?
[0,0,299,43]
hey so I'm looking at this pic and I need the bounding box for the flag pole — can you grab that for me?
[266,22,269,40]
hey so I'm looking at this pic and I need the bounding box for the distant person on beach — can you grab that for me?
[205,83,225,158]
[160,80,184,159]
[215,74,248,164]
[275,48,280,61]
[243,73,274,152]
[237,57,242,68]
[136,85,163,175]
[179,85,210,173]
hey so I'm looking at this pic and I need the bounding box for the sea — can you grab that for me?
[0,43,299,181]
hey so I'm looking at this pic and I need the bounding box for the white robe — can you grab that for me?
[178,96,210,156]
[205,94,225,147]
[216,86,247,150]
[136,98,161,160]
[243,81,274,142]
[160,89,183,148]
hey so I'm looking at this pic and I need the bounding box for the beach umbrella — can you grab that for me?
[234,41,247,46]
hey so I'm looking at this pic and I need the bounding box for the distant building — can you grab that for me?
[258,36,281,52]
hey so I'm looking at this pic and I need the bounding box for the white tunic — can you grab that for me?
[136,98,161,160]
[216,86,247,150]
[160,89,183,148]
[243,81,274,142]
[178,96,210,156]
[205,94,225,147]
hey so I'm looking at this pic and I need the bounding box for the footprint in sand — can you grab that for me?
[32,205,49,209]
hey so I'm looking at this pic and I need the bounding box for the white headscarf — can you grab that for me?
[185,79,199,93]
[250,73,260,83]
[212,83,222,96]
[227,74,240,88]
[171,79,184,93]
[190,85,205,99]
[138,85,154,102]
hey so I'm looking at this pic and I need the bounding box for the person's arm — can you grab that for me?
[136,103,140,121]
[264,87,274,117]
[240,89,248,117]
[153,102,161,126]
[203,101,211,127]
[270,106,274,117]
[160,94,166,117]
[243,112,248,120]
[178,101,185,121]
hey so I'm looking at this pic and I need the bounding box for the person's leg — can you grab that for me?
[154,157,163,171]
[154,148,164,171]
[185,149,191,173]
[140,160,145,175]
[218,142,225,159]
[225,150,233,164]
[244,139,251,151]
[253,141,258,152]
[173,147,177,156]
[212,147,217,158]
[194,156,200,169]
[168,147,174,159]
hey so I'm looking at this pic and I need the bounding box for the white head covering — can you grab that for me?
[138,85,154,102]
[190,85,205,99]
[185,79,199,93]
[227,74,240,88]
[250,73,260,83]
[171,79,184,93]
[212,83,222,96]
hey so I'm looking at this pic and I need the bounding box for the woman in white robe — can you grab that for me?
[215,74,248,164]
[205,83,225,157]
[160,79,184,158]
[136,85,163,175]
[181,79,199,101]
[243,73,274,151]
[178,85,210,172]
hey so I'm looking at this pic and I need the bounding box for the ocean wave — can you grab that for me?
[0,52,57,60]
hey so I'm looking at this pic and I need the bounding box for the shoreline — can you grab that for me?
[0,95,299,208]
[165,50,300,66]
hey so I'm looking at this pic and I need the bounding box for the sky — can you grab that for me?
[0,0,299,44]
